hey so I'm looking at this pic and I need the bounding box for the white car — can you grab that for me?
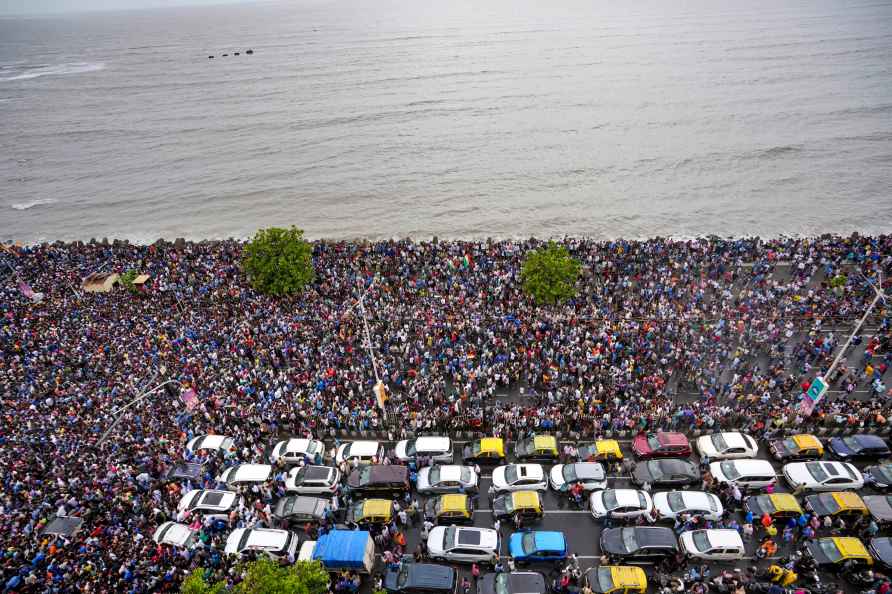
[186,434,234,454]
[285,465,341,495]
[395,436,454,463]
[225,528,298,559]
[177,489,238,521]
[696,432,758,460]
[153,521,198,548]
[269,438,325,465]
[679,529,745,561]
[590,489,654,521]
[217,464,273,487]
[492,464,547,493]
[549,462,607,492]
[709,459,777,489]
[783,461,864,492]
[653,491,724,521]
[417,465,479,494]
[336,441,383,465]
[427,526,499,564]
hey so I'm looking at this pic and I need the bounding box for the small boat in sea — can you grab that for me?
[245,49,254,55]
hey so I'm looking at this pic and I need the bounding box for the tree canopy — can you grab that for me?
[520,241,581,305]
[181,559,329,594]
[242,226,316,296]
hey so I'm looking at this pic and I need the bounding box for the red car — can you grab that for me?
[632,432,691,459]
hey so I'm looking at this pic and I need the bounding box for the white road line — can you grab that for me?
[474,510,592,514]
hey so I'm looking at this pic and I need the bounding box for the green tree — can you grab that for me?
[180,569,225,594]
[119,269,139,293]
[521,241,581,305]
[242,226,315,296]
[233,558,329,594]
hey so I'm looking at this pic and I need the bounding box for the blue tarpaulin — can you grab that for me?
[313,530,370,570]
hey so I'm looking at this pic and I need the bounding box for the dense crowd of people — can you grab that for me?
[1,234,891,592]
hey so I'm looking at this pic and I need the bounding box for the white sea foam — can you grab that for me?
[0,62,105,82]
[10,198,57,211]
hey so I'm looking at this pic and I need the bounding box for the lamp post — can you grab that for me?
[98,378,182,446]
[343,277,388,423]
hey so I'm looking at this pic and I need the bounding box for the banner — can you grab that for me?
[180,388,199,411]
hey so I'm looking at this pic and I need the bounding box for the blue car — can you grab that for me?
[508,530,567,565]
[828,434,891,460]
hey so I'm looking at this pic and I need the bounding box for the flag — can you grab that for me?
[180,388,199,411]
[373,380,388,410]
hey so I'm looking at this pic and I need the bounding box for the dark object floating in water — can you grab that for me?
[208,55,214,59]
[245,49,254,55]
[234,52,240,56]
[222,53,229,57]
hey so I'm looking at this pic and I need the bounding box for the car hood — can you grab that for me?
[492,496,509,516]
[491,466,509,489]
[394,441,409,460]
[829,438,854,456]
[865,497,892,522]
[415,469,432,490]
[550,465,567,488]
[478,574,498,594]
[600,529,628,555]
[383,567,400,590]
[632,435,650,454]
[508,533,524,557]
[632,465,655,483]
[805,496,835,517]
[783,464,813,486]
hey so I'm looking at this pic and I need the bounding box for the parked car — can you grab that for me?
[583,566,647,594]
[631,432,691,459]
[743,493,803,522]
[514,435,559,463]
[462,438,506,465]
[424,494,474,525]
[186,434,234,454]
[492,491,544,523]
[284,465,340,495]
[783,461,864,492]
[631,459,699,488]
[550,462,607,492]
[272,496,330,526]
[863,495,892,524]
[576,440,623,462]
[394,436,454,464]
[709,459,777,489]
[384,562,457,594]
[769,434,824,461]
[427,526,500,564]
[346,499,393,527]
[865,464,892,490]
[336,440,383,465]
[869,537,892,570]
[177,489,238,521]
[224,528,298,560]
[416,465,478,494]
[492,464,547,493]
[805,537,874,570]
[600,527,678,561]
[804,492,868,522]
[679,529,746,561]
[152,522,198,549]
[652,491,723,521]
[216,463,273,488]
[509,530,567,565]
[590,489,654,521]
[696,432,758,460]
[478,572,546,594]
[346,464,411,496]
[269,437,325,465]
[828,435,891,461]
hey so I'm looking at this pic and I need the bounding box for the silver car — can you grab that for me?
[416,465,479,494]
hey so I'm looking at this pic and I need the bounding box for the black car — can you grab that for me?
[479,572,546,594]
[866,464,892,490]
[346,465,411,496]
[164,463,204,482]
[271,495,330,526]
[600,527,678,561]
[864,496,892,525]
[827,435,891,461]
[384,562,457,594]
[870,537,892,570]
[632,459,699,487]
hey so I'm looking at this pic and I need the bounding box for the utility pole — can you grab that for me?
[98,378,181,446]
[343,277,388,422]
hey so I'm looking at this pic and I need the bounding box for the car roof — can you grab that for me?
[864,496,892,518]
[438,494,470,512]
[506,572,547,592]
[479,437,504,451]
[676,491,716,507]
[401,563,455,588]
[435,465,465,481]
[609,566,647,588]
[515,464,545,480]
[716,459,774,472]
[241,528,291,549]
[653,458,695,473]
[830,491,867,510]
[571,463,605,479]
[657,432,689,446]
[359,499,392,517]
[191,434,232,450]
[766,493,803,512]
[717,432,749,448]
[300,466,335,481]
[197,489,237,508]
[532,531,565,550]
[227,464,272,482]
[455,527,498,548]
[277,496,328,516]
[280,438,316,452]
[154,522,193,546]
[631,526,677,547]
[367,465,408,481]
[344,441,380,456]
[702,529,744,547]
[831,537,870,558]
[415,436,451,450]
[792,434,822,449]
[511,490,541,508]
[533,435,557,450]
[611,489,644,507]
[854,434,888,448]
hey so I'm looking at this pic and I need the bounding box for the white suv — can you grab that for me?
[284,465,340,495]
[395,436,454,463]
[269,438,325,465]
[491,464,547,493]
[427,526,499,564]
[225,528,298,560]
[709,459,777,489]
[177,489,238,521]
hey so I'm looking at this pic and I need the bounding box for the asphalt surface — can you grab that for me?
[322,433,890,593]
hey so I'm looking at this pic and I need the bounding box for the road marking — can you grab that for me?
[474,509,592,514]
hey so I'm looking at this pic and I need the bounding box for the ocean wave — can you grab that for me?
[0,62,105,83]
[10,199,57,211]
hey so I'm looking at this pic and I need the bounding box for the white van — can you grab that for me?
[709,459,777,489]
[395,436,454,464]
[679,529,746,561]
[216,464,273,487]
[336,441,384,465]
[225,528,298,559]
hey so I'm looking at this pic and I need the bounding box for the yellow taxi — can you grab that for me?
[806,537,873,570]
[463,437,506,465]
[515,434,559,462]
[578,440,624,462]
[804,492,868,521]
[423,494,474,525]
[744,493,804,521]
[585,566,647,594]
[492,490,544,522]
[770,434,824,461]
[345,498,392,526]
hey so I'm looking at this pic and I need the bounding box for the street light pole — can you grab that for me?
[98,378,181,446]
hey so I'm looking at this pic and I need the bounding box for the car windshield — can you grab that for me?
[522,532,536,554]
[460,467,472,483]
[472,442,483,456]
[647,435,661,450]
[397,568,409,588]
[602,490,618,510]
[443,527,456,549]
[502,496,515,514]
[517,439,533,455]
[711,433,728,451]
[358,466,372,486]
[595,568,614,593]
[807,463,829,483]
[817,494,841,514]
[495,574,510,594]
[878,467,892,483]
[667,492,686,512]
[405,440,417,457]
[719,462,741,480]
[842,437,862,450]
[504,465,518,484]
[817,540,843,563]
[622,529,638,552]
[563,465,578,482]
[781,438,799,452]
[429,467,441,484]
[691,531,710,552]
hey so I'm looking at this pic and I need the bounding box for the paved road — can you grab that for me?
[321,433,889,593]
